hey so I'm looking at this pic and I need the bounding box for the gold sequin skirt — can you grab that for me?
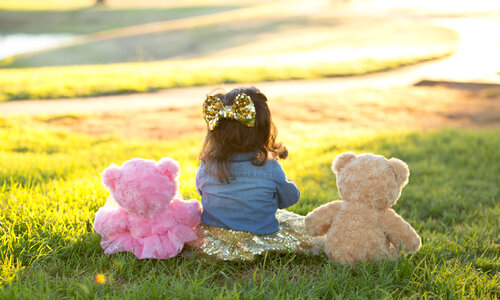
[190,210,323,261]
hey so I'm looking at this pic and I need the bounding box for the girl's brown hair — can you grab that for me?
[200,86,287,183]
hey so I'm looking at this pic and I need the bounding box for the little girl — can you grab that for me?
[196,86,300,235]
[193,87,319,260]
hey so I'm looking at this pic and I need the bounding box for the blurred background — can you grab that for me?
[0,0,499,138]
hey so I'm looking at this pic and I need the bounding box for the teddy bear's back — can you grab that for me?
[326,202,396,263]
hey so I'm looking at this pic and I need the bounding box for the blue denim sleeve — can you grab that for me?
[272,161,300,209]
[195,164,204,196]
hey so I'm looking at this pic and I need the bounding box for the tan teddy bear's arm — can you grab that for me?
[304,201,343,236]
[382,209,421,254]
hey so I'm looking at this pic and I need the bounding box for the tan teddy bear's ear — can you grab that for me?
[388,158,410,187]
[332,152,357,175]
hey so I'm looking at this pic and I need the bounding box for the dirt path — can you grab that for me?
[35,86,499,141]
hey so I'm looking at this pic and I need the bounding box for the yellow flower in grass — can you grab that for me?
[95,273,106,285]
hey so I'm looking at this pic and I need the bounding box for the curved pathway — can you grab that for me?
[1,9,498,116]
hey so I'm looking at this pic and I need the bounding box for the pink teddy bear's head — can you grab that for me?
[102,157,180,218]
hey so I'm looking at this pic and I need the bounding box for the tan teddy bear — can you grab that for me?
[305,152,421,264]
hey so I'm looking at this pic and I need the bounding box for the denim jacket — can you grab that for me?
[196,153,300,235]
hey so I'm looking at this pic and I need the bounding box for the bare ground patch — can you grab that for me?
[37,86,500,140]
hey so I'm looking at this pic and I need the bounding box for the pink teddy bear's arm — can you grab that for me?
[305,201,343,236]
[93,201,130,236]
[382,209,422,254]
[169,198,202,227]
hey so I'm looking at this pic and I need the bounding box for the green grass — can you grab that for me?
[1,15,320,67]
[0,117,498,298]
[0,52,452,101]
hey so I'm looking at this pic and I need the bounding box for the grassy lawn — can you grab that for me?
[0,53,452,102]
[2,16,306,67]
[0,117,498,298]
[1,11,458,68]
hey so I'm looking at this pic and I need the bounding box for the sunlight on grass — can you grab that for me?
[0,117,498,297]
[0,52,452,102]
[1,7,458,64]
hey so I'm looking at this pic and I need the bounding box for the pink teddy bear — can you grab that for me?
[93,157,202,259]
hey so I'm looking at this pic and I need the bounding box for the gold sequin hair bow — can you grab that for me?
[203,93,256,130]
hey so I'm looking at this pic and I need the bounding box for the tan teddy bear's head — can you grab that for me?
[332,152,410,209]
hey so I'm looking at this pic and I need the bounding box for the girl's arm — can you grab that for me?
[170,198,202,228]
[273,162,300,209]
[195,164,204,196]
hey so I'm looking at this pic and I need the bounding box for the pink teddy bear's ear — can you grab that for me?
[157,157,180,181]
[102,164,122,191]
